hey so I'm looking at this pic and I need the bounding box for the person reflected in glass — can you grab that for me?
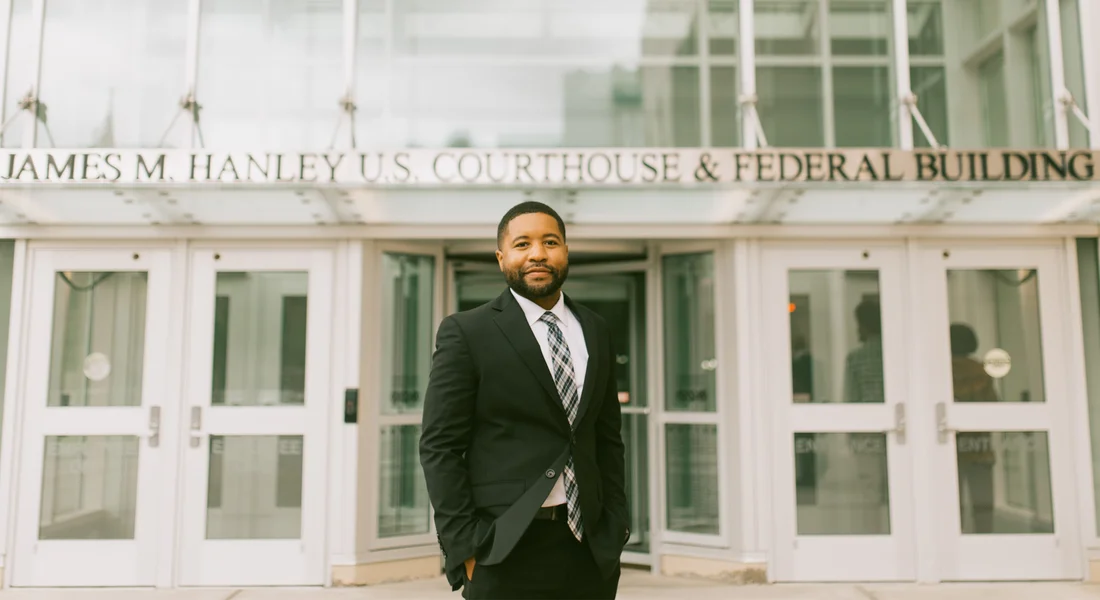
[844,299,884,404]
[950,323,998,534]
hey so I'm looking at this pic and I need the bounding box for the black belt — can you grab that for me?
[533,504,569,521]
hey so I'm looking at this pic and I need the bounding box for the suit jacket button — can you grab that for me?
[545,469,556,478]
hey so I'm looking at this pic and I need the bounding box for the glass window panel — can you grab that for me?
[662,253,717,412]
[387,0,699,58]
[829,0,892,56]
[1059,0,1089,148]
[211,272,309,407]
[1075,239,1100,535]
[907,0,944,56]
[978,52,1010,147]
[2,0,35,147]
[665,424,719,535]
[755,0,821,56]
[48,272,147,408]
[945,269,1045,404]
[794,433,890,535]
[909,0,1056,148]
[206,435,303,539]
[711,67,740,147]
[39,436,140,540]
[956,431,1053,534]
[910,66,949,147]
[0,242,16,441]
[708,0,739,55]
[196,0,343,148]
[789,270,884,404]
[381,254,434,415]
[37,0,187,148]
[366,64,701,148]
[833,66,894,147]
[757,67,825,147]
[378,425,430,538]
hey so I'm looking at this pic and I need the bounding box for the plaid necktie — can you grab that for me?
[539,311,584,541]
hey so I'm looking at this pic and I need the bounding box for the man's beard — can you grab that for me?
[505,263,569,300]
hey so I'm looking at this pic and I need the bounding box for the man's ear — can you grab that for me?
[495,249,504,271]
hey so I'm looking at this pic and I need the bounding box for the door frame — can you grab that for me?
[761,240,916,582]
[761,237,1087,583]
[910,239,1084,582]
[4,242,187,588]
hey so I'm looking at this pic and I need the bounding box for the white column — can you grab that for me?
[22,0,44,148]
[891,0,914,149]
[1044,0,1070,149]
[738,0,757,149]
[184,0,202,147]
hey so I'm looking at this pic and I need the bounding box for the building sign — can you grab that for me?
[0,148,1097,186]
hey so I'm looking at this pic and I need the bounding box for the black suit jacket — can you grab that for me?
[419,288,629,590]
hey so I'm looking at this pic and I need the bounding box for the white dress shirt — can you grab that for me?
[510,289,588,507]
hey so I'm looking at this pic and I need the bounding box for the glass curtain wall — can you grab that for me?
[2,0,1091,149]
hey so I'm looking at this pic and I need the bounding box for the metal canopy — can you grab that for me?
[0,182,1097,227]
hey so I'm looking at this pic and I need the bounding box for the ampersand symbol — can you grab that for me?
[695,153,719,182]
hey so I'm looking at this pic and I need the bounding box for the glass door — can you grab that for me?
[918,245,1081,581]
[763,244,916,582]
[178,248,334,586]
[12,248,174,587]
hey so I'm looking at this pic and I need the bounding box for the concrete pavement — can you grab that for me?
[2,570,1100,599]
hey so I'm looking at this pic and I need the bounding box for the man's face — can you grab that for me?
[496,212,569,300]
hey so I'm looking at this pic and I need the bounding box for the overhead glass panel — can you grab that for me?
[1058,0,1089,148]
[36,0,187,148]
[197,0,343,148]
[2,0,35,147]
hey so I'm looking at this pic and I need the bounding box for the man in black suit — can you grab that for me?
[419,201,629,599]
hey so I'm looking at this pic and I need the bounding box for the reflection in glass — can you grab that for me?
[789,270,884,404]
[708,0,739,55]
[757,67,824,147]
[386,0,700,58]
[39,436,139,540]
[666,424,719,535]
[711,67,740,147]
[197,0,342,148]
[945,269,1044,404]
[833,67,893,147]
[37,0,187,147]
[2,0,35,147]
[372,64,702,148]
[206,435,303,539]
[378,425,430,538]
[794,433,890,535]
[48,272,147,408]
[662,254,716,412]
[905,0,1055,148]
[381,254,434,415]
[957,431,1053,534]
[211,272,309,407]
[755,0,821,56]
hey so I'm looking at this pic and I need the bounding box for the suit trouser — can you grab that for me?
[461,518,620,600]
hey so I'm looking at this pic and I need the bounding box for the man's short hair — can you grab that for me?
[496,201,567,249]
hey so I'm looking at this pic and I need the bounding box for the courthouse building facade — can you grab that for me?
[1,0,1100,589]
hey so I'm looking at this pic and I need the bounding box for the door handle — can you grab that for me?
[888,403,906,443]
[936,401,955,444]
[189,406,203,448]
[148,406,161,448]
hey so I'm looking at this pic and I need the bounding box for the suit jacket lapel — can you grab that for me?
[566,294,601,427]
[492,290,570,430]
